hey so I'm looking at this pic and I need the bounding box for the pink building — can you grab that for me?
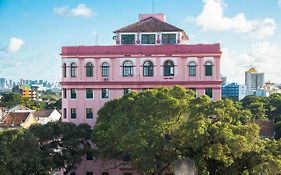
[61,14,222,175]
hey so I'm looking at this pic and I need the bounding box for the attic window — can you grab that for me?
[162,34,176,44]
[141,34,155,44]
[121,34,135,44]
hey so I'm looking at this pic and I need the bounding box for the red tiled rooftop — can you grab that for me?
[33,109,54,118]
[1,112,31,127]
[61,44,221,56]
[113,16,184,33]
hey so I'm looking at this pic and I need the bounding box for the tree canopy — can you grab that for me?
[92,86,281,175]
[0,122,92,175]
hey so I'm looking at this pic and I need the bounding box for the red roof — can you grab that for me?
[0,112,32,127]
[33,109,54,118]
[61,44,221,56]
[114,16,184,33]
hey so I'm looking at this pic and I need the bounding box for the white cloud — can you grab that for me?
[221,42,281,84]
[6,37,24,53]
[278,0,281,7]
[53,4,95,18]
[186,0,276,39]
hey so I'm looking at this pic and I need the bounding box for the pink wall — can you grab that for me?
[61,44,222,175]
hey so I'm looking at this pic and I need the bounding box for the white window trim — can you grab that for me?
[120,33,137,45]
[161,32,178,44]
[140,33,157,45]
[85,89,94,100]
[101,89,110,100]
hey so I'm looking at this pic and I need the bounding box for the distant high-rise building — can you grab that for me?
[0,78,6,89]
[222,82,246,100]
[245,67,264,91]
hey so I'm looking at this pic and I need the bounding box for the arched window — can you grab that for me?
[188,62,196,76]
[63,63,67,77]
[70,63,77,77]
[164,60,174,76]
[123,61,133,77]
[86,62,93,77]
[101,62,109,77]
[205,61,213,76]
[143,61,154,77]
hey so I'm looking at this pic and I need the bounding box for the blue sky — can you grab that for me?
[0,0,281,84]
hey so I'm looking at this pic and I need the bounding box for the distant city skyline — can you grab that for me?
[1,0,281,83]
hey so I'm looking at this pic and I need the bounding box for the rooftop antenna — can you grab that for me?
[152,0,155,14]
[95,34,98,45]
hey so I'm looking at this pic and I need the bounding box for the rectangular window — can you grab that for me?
[205,65,213,76]
[86,108,93,119]
[70,172,76,175]
[102,172,109,175]
[63,108,67,119]
[71,108,76,119]
[124,88,132,95]
[205,88,213,98]
[121,34,135,44]
[86,151,94,160]
[162,34,176,44]
[189,66,196,76]
[141,34,156,44]
[63,89,67,98]
[101,88,109,99]
[86,173,93,175]
[86,88,93,99]
[70,89,77,99]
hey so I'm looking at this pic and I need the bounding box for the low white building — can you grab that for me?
[33,109,61,125]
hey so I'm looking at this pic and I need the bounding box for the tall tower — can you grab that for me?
[245,67,264,91]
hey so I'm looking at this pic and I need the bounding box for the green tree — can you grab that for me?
[274,121,281,140]
[93,87,281,175]
[182,96,280,175]
[0,129,52,175]
[241,96,269,120]
[92,86,195,174]
[28,122,92,173]
[268,93,281,122]
[0,122,92,175]
[0,92,22,108]
[46,98,62,109]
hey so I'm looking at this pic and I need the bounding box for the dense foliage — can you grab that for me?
[0,122,92,175]
[93,86,281,175]
[0,92,61,110]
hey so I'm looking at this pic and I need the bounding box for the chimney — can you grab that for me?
[139,13,166,22]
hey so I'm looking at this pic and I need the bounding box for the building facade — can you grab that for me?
[245,67,265,91]
[61,14,222,175]
[222,83,246,100]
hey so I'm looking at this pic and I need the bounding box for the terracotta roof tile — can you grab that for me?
[114,17,184,33]
[33,109,54,118]
[1,112,31,127]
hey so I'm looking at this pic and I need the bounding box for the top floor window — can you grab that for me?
[121,34,135,44]
[164,60,174,76]
[143,61,154,77]
[86,62,93,77]
[162,34,176,44]
[63,63,67,77]
[205,61,213,76]
[70,63,77,77]
[188,62,196,76]
[102,62,109,77]
[123,61,133,77]
[141,34,155,44]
